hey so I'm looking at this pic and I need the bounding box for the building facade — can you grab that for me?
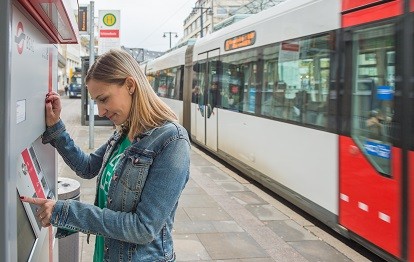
[182,0,251,42]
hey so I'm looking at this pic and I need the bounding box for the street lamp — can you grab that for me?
[163,32,178,49]
[192,6,213,37]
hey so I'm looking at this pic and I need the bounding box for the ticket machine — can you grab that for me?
[0,0,78,261]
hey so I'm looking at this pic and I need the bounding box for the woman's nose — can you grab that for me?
[97,105,106,117]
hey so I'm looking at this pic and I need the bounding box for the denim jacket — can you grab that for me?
[42,120,190,261]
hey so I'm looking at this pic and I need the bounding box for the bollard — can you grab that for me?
[57,177,81,262]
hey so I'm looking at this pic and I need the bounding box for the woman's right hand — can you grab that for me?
[45,91,62,127]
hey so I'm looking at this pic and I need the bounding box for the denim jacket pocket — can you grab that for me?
[115,154,153,212]
[121,155,153,192]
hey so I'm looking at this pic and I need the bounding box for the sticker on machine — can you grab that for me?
[16,99,26,124]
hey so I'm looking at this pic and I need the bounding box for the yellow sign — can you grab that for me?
[103,13,116,27]
[225,31,256,51]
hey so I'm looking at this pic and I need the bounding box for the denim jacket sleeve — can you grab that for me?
[42,119,108,179]
[49,133,191,244]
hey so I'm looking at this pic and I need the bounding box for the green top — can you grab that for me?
[93,135,131,262]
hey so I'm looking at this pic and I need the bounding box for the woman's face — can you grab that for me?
[87,79,133,125]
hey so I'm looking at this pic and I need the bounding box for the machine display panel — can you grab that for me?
[16,191,36,262]
[17,145,54,236]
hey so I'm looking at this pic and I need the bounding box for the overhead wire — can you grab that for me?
[136,0,194,47]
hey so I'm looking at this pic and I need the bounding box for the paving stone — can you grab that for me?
[173,221,217,234]
[245,204,290,221]
[289,240,353,262]
[174,234,211,261]
[216,181,249,192]
[184,207,232,221]
[198,232,269,260]
[265,220,319,242]
[230,191,269,205]
[178,194,219,208]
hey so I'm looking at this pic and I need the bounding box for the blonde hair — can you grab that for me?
[85,49,178,139]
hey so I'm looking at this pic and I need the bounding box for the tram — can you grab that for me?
[143,0,414,261]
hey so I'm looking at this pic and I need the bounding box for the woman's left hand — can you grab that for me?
[20,196,56,227]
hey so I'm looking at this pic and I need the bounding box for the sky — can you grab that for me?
[77,0,197,51]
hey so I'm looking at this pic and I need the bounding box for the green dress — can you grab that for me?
[93,135,131,262]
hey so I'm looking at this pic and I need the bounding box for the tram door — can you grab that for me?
[339,23,402,258]
[193,49,220,151]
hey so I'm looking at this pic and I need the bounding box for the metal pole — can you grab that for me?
[88,1,95,149]
[163,32,177,49]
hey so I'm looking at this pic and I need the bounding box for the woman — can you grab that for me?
[21,49,191,261]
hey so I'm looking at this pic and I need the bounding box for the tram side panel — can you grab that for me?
[217,109,339,217]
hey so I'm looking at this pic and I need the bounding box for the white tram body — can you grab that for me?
[190,0,341,217]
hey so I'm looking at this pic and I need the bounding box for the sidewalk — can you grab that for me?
[57,97,376,261]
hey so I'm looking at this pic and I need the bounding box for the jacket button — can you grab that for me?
[134,158,139,164]
[112,174,118,181]
[110,140,115,146]
[107,197,112,204]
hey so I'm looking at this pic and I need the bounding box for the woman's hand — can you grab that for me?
[20,196,56,227]
[45,91,62,127]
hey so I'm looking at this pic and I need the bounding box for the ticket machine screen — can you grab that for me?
[16,191,36,262]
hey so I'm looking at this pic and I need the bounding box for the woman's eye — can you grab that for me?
[100,97,107,103]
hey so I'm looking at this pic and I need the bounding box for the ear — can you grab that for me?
[125,77,135,94]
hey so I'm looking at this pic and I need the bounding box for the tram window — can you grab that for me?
[174,68,183,100]
[192,61,207,115]
[261,33,334,128]
[221,53,247,112]
[351,24,395,176]
[150,67,180,100]
[242,63,258,113]
[222,49,259,114]
[147,74,155,88]
[220,62,243,111]
[207,60,221,116]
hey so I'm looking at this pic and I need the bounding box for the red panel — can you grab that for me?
[342,0,392,11]
[342,0,402,28]
[339,136,401,258]
[100,30,120,38]
[21,149,46,199]
[409,151,414,261]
